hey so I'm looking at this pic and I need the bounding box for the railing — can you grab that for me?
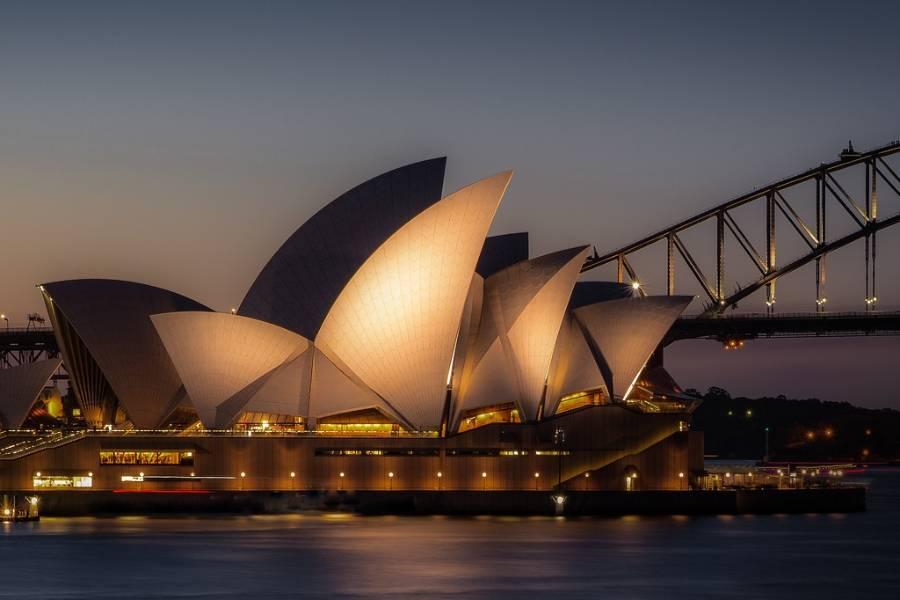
[0,430,86,460]
[0,428,440,441]
[680,310,900,320]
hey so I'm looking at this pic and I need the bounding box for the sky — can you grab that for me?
[1,1,899,408]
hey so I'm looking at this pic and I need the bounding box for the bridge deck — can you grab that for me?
[666,311,900,344]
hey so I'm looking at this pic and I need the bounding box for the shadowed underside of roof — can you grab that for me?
[41,279,211,429]
[475,232,529,277]
[0,358,62,428]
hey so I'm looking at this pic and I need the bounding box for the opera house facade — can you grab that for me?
[0,158,702,498]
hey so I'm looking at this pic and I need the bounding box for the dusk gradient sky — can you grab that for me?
[2,1,899,408]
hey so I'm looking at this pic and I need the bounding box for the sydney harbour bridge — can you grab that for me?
[3,141,900,372]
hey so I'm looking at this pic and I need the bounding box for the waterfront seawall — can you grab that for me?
[19,487,865,516]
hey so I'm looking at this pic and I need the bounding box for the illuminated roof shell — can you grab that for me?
[316,171,512,430]
[151,312,310,428]
[573,296,692,400]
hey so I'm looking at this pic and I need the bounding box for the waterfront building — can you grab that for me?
[0,158,702,494]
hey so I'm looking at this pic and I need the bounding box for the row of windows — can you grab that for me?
[315,448,440,457]
[315,448,572,457]
[99,451,194,466]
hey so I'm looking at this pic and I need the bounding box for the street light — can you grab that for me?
[436,471,443,490]
[0,314,8,332]
[678,471,685,490]
[534,472,540,491]
[339,471,345,491]
[388,471,394,490]
[481,471,487,490]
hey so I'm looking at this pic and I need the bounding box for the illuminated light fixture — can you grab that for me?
[230,308,237,314]
[186,452,192,457]
[584,473,590,478]
[240,472,246,478]
[35,472,41,478]
[630,281,641,290]
[481,472,487,478]
[534,472,540,478]
[388,472,394,478]
[190,472,196,477]
[30,497,38,505]
[139,472,145,478]
[678,472,684,478]
[436,471,443,478]
[290,472,296,478]
[725,472,730,478]
[339,472,345,478]
[3,508,9,517]
[88,471,93,477]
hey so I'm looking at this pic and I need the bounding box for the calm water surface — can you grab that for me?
[2,470,899,599]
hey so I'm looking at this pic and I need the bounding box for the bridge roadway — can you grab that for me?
[665,311,900,344]
[2,315,899,360]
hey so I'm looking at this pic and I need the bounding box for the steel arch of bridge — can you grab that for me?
[582,141,900,316]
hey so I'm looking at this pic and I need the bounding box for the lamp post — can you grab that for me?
[240,471,246,490]
[481,471,487,491]
[290,471,296,491]
[388,471,394,491]
[534,472,540,491]
[678,471,685,490]
[339,471,345,491]
[763,426,770,463]
[1,314,8,332]
[436,471,442,491]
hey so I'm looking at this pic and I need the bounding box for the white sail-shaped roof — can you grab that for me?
[573,296,692,401]
[454,246,589,424]
[0,358,62,429]
[315,171,513,430]
[151,312,310,428]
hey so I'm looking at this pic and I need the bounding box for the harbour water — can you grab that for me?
[1,469,898,599]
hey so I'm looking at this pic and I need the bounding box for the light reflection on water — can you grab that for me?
[2,470,899,599]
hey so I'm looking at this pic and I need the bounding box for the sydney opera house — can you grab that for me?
[0,158,702,498]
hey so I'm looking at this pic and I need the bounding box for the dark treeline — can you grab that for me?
[689,387,900,462]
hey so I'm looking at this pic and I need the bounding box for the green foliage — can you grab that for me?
[692,388,900,462]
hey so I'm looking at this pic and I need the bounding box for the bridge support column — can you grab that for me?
[766,192,776,314]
